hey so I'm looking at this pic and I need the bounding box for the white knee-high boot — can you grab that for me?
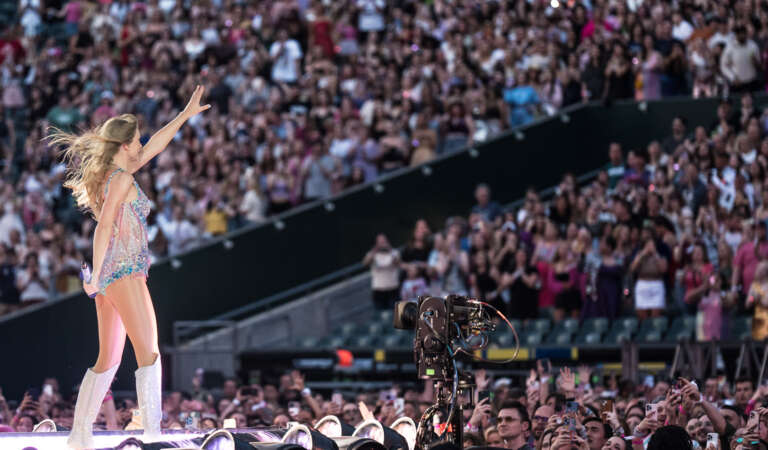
[67,363,119,449]
[135,354,162,441]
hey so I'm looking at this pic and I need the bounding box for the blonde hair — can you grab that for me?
[46,114,138,219]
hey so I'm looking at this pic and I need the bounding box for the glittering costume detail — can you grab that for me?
[135,354,162,440]
[98,168,151,295]
[67,363,119,449]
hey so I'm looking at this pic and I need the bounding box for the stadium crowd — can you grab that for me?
[366,93,768,342]
[1,362,768,450]
[1,0,767,312]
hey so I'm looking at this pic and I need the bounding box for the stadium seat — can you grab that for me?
[379,310,394,324]
[382,334,402,348]
[338,323,358,337]
[505,319,523,334]
[495,334,513,347]
[639,317,668,333]
[397,332,413,347]
[582,318,609,334]
[523,332,543,345]
[613,317,639,334]
[351,335,378,348]
[547,331,573,345]
[525,319,551,334]
[604,331,631,345]
[730,316,753,340]
[669,315,695,334]
[553,318,579,334]
[318,336,346,349]
[637,329,662,343]
[665,328,693,342]
[367,322,384,336]
[575,332,602,345]
[298,336,320,348]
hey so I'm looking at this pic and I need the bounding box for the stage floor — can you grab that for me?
[0,429,208,449]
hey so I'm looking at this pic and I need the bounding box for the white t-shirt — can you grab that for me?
[720,39,760,84]
[329,137,356,160]
[371,250,400,290]
[672,20,694,42]
[0,211,24,247]
[707,32,732,49]
[16,269,48,302]
[20,8,41,37]
[240,190,265,223]
[481,49,506,74]
[184,39,206,59]
[357,0,385,32]
[160,219,200,256]
[401,278,428,301]
[269,39,303,83]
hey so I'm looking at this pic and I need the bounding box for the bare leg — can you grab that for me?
[68,295,125,449]
[93,295,127,372]
[105,276,162,440]
[105,276,159,367]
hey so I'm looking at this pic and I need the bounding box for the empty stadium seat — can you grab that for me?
[382,334,402,348]
[338,323,358,337]
[298,336,319,348]
[639,317,668,333]
[379,310,394,324]
[547,331,573,345]
[612,317,638,334]
[523,332,543,345]
[318,336,346,348]
[505,319,523,334]
[637,329,662,343]
[575,331,603,345]
[582,318,609,334]
[665,328,693,342]
[552,318,579,334]
[350,335,379,348]
[730,316,753,340]
[604,331,631,345]
[495,334,514,347]
[525,319,551,334]
[669,315,695,334]
[367,322,384,336]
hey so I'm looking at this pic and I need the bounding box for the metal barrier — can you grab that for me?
[169,320,238,390]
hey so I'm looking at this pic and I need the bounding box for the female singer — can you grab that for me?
[47,86,210,449]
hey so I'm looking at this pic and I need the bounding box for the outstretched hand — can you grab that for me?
[558,367,576,396]
[183,85,212,118]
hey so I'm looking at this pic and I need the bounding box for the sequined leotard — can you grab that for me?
[97,167,151,295]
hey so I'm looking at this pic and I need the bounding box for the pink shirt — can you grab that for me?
[65,1,82,23]
[698,292,722,340]
[580,19,616,41]
[735,241,768,293]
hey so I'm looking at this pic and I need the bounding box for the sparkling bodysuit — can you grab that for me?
[97,167,151,295]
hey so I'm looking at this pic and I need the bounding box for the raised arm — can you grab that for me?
[132,84,210,173]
